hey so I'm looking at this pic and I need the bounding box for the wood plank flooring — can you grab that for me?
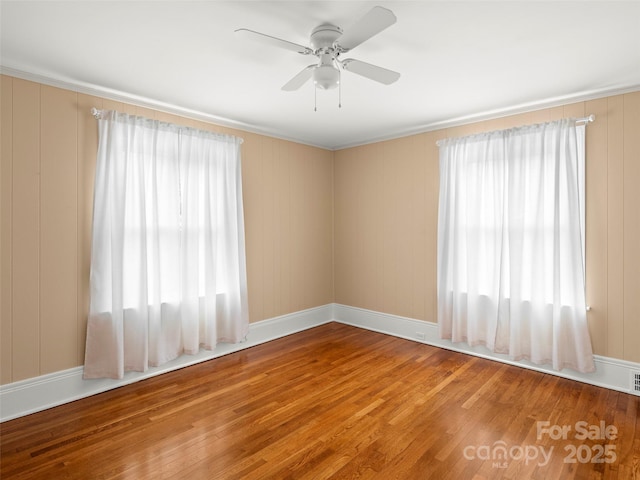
[1,322,639,479]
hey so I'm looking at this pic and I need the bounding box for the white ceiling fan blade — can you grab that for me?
[341,59,400,85]
[282,65,316,91]
[335,6,396,52]
[235,28,313,55]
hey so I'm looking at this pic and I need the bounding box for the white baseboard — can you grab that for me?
[0,304,333,422]
[3,302,638,422]
[333,303,640,397]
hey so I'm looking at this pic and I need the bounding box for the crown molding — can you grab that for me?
[2,65,639,151]
[0,65,330,151]
[332,83,640,150]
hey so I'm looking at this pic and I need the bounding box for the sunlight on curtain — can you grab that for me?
[437,119,594,373]
[84,111,248,379]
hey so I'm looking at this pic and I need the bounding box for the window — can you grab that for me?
[84,110,249,379]
[437,119,594,373]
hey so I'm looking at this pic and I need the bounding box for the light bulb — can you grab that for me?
[313,65,339,90]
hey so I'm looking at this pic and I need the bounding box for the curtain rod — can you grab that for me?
[576,114,595,124]
[436,114,596,147]
[89,108,243,143]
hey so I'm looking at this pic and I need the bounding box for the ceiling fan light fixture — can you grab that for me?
[313,64,340,90]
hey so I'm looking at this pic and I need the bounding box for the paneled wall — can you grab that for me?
[0,75,334,384]
[334,93,640,363]
[2,73,638,386]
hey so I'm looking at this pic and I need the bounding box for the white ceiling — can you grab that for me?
[2,1,640,149]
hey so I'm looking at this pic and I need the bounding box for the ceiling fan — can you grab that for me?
[235,6,400,95]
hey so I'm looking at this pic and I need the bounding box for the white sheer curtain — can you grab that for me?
[84,111,248,379]
[437,119,594,373]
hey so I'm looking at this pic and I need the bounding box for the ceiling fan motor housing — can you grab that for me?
[310,24,342,51]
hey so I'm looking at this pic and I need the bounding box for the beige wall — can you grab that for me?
[0,75,334,384]
[335,93,640,363]
[2,73,638,386]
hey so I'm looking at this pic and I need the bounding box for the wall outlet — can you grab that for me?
[416,332,426,341]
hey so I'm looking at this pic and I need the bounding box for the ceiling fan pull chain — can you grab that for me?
[338,71,342,108]
[314,86,317,112]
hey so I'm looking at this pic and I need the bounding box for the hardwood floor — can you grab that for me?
[1,322,639,479]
